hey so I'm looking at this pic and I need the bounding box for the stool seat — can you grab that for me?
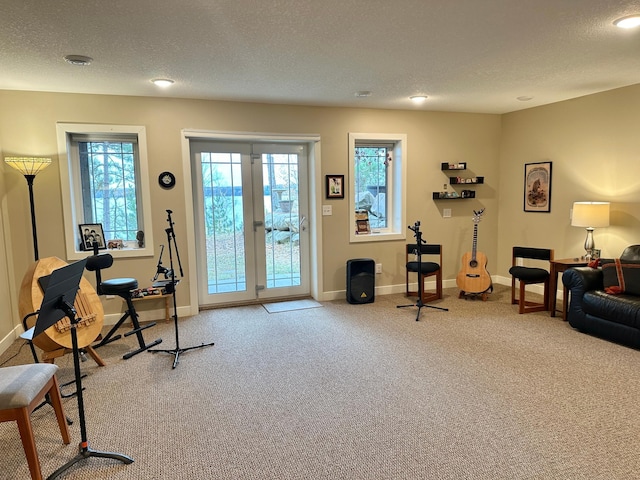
[407,261,440,275]
[509,266,549,283]
[100,278,138,295]
[0,364,59,408]
[0,364,70,480]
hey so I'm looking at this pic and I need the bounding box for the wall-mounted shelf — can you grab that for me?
[433,190,476,200]
[434,162,482,200]
[441,162,467,170]
[449,176,484,185]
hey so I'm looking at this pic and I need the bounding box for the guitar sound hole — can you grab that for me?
[469,260,478,268]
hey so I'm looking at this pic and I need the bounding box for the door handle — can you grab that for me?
[253,220,264,231]
[299,216,307,231]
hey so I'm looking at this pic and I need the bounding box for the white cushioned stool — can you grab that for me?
[0,363,70,480]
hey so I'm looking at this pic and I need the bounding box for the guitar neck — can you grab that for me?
[471,224,478,261]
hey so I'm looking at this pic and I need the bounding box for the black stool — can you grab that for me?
[86,253,162,359]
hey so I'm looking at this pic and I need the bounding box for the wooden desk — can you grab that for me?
[549,258,588,320]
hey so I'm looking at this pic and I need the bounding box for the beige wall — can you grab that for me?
[1,84,639,347]
[497,84,640,277]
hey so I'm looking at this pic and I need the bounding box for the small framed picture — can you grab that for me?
[326,174,344,199]
[524,161,552,213]
[78,223,106,251]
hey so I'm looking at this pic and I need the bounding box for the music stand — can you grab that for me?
[32,259,133,480]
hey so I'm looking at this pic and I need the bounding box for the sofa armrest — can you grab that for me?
[562,266,603,328]
[562,266,603,292]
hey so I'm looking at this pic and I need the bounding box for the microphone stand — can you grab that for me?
[149,209,214,368]
[397,221,448,321]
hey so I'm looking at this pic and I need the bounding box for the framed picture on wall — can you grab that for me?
[524,161,552,213]
[326,174,344,199]
[78,223,107,251]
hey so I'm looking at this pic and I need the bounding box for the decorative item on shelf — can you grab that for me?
[571,201,610,260]
[441,162,467,170]
[355,210,371,234]
[78,223,106,251]
[136,230,145,248]
[107,239,124,249]
[4,156,52,260]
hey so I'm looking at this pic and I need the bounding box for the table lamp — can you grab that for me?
[571,201,610,260]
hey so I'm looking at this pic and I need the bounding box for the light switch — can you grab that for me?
[443,208,452,218]
[322,205,332,216]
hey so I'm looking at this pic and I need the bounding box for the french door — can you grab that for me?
[191,140,309,306]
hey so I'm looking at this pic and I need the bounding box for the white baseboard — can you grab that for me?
[322,275,561,302]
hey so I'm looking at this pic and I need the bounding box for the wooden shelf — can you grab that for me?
[441,162,467,170]
[449,176,484,185]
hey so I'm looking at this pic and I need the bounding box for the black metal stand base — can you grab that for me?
[149,209,214,369]
[397,300,448,321]
[94,312,162,360]
[150,342,215,369]
[47,443,133,480]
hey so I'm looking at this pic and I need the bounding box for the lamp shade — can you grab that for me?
[4,157,52,176]
[571,202,610,228]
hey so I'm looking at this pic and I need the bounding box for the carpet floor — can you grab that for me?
[1,285,639,479]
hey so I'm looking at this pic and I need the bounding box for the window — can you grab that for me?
[349,133,406,243]
[56,124,154,259]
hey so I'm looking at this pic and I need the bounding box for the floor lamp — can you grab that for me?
[571,201,610,260]
[4,157,52,261]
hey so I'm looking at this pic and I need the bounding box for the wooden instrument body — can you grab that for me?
[18,257,104,352]
[456,209,492,294]
[456,250,492,294]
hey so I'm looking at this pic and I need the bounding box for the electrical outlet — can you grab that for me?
[375,263,382,274]
[322,205,332,216]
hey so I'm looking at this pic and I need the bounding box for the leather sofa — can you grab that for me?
[562,245,640,349]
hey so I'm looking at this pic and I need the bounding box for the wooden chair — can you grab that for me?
[0,363,70,480]
[509,246,554,314]
[405,244,443,303]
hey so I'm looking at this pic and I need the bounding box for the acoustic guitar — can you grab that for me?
[456,209,492,296]
[18,256,104,354]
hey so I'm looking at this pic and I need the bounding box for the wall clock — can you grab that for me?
[158,171,176,189]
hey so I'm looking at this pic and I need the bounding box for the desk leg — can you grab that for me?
[549,268,559,317]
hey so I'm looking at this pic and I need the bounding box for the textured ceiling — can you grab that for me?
[1,0,639,114]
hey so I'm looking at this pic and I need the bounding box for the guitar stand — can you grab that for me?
[397,221,448,321]
[459,284,493,302]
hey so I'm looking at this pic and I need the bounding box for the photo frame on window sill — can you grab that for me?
[78,223,107,251]
[524,161,552,213]
[326,174,344,199]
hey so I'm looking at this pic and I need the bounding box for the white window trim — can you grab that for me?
[56,123,155,259]
[349,133,407,243]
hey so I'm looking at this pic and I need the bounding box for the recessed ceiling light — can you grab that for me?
[410,95,428,104]
[355,91,372,97]
[151,79,175,87]
[64,55,93,66]
[613,14,640,29]
[517,96,533,101]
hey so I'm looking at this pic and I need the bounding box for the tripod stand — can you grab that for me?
[33,259,133,480]
[149,209,215,368]
[397,221,448,321]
